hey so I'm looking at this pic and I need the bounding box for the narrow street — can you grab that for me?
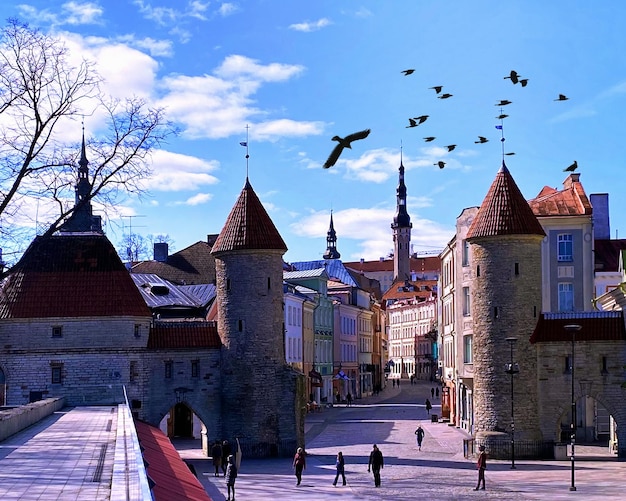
[179,380,625,500]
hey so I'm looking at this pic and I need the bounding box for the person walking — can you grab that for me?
[332,451,346,486]
[436,387,440,399]
[293,447,306,486]
[425,398,432,415]
[431,387,435,399]
[225,454,238,501]
[346,392,352,407]
[221,440,232,476]
[414,425,425,451]
[367,444,384,487]
[210,440,223,477]
[475,445,487,490]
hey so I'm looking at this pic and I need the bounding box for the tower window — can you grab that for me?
[268,277,271,290]
[476,265,480,277]
[191,360,199,378]
[165,361,173,379]
[494,306,499,319]
[134,324,141,338]
[238,320,244,332]
[514,262,519,276]
[601,356,608,375]
[52,326,63,338]
[226,278,231,291]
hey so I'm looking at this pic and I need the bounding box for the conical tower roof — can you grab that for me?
[467,162,545,239]
[211,178,287,254]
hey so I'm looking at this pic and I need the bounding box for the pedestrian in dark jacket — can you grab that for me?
[415,425,425,450]
[210,440,223,477]
[367,444,384,487]
[333,451,346,486]
[225,454,237,500]
[221,440,232,476]
[475,445,487,490]
[425,398,432,415]
[293,447,306,486]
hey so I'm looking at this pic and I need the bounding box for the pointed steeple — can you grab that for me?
[391,155,412,280]
[323,211,341,260]
[467,162,545,239]
[60,129,102,233]
[211,178,287,254]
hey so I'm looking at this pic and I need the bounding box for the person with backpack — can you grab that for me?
[332,451,346,486]
[293,447,306,486]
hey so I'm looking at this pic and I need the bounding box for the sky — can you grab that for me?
[1,1,625,265]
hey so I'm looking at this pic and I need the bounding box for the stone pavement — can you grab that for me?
[181,380,626,501]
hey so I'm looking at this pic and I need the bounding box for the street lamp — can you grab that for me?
[564,324,582,491]
[504,337,519,469]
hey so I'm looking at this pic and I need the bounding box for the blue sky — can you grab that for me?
[3,1,626,264]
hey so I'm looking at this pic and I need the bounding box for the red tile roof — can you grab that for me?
[344,256,440,274]
[135,420,212,501]
[382,279,438,303]
[528,173,592,217]
[530,312,626,343]
[467,163,545,239]
[132,241,216,285]
[211,178,287,254]
[147,322,221,349]
[0,234,149,319]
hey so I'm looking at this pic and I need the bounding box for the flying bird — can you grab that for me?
[322,129,371,169]
[495,100,512,106]
[402,69,415,76]
[429,86,443,94]
[475,136,489,144]
[413,115,429,125]
[519,78,529,87]
[438,93,453,99]
[504,70,520,84]
[564,160,578,172]
[496,114,509,120]
[435,161,446,169]
[446,144,456,152]
[555,94,569,101]
[505,152,516,156]
[423,136,436,142]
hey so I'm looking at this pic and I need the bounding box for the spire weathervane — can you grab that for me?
[240,124,250,178]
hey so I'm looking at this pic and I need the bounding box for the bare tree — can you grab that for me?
[0,19,177,266]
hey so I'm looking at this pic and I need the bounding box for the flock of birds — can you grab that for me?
[322,69,577,173]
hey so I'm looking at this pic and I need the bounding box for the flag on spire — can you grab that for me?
[240,141,247,147]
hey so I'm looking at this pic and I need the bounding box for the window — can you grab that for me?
[463,335,473,364]
[462,239,469,266]
[52,326,63,338]
[130,361,138,382]
[558,234,573,262]
[51,364,63,384]
[165,361,173,379]
[134,324,141,338]
[558,283,574,312]
[462,287,470,316]
[191,360,199,378]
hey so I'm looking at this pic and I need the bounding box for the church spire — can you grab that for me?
[391,152,412,280]
[323,211,341,260]
[59,127,102,233]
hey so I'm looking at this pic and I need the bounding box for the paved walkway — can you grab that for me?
[0,406,117,501]
[181,380,626,501]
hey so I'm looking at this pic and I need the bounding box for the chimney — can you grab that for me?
[563,172,580,190]
[590,193,610,240]
[154,242,168,262]
[207,234,219,247]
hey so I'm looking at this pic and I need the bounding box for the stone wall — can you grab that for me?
[470,235,543,443]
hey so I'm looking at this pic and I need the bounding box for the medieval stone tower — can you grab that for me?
[211,178,305,457]
[392,159,411,281]
[467,162,545,450]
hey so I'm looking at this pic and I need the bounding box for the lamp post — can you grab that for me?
[564,324,582,492]
[504,337,519,469]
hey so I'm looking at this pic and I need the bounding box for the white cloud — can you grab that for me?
[18,2,104,26]
[142,150,220,192]
[116,34,174,58]
[289,18,331,33]
[217,3,238,16]
[290,206,452,261]
[173,192,213,206]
